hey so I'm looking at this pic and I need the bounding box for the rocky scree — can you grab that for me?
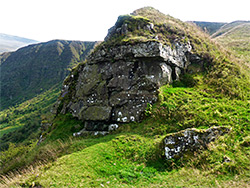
[55,14,202,132]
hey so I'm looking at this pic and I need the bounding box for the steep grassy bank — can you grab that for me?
[0,40,96,150]
[214,23,250,66]
[194,20,250,67]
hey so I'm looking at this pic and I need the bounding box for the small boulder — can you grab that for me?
[163,126,231,160]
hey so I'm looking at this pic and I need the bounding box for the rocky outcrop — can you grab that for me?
[55,12,203,131]
[163,127,231,160]
[57,40,195,124]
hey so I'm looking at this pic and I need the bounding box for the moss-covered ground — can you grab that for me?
[1,78,249,187]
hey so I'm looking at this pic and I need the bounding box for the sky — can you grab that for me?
[1,0,250,42]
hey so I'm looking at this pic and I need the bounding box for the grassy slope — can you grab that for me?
[2,87,250,187]
[214,23,250,66]
[0,40,96,149]
[1,7,250,187]
[0,85,60,150]
[211,21,250,38]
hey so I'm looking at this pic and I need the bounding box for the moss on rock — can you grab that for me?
[163,126,231,160]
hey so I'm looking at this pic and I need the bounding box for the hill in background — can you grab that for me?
[192,21,226,35]
[211,21,250,38]
[213,21,250,66]
[194,20,250,66]
[0,33,38,53]
[0,40,97,150]
[0,40,97,110]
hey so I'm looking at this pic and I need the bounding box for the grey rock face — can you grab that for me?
[51,18,211,134]
[163,127,231,160]
[58,40,196,127]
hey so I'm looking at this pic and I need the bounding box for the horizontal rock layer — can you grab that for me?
[57,40,196,125]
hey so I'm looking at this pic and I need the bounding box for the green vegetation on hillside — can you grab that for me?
[100,7,191,48]
[0,40,96,110]
[0,85,60,151]
[1,7,250,188]
[211,21,250,38]
[193,21,226,35]
[1,82,249,187]
[194,20,250,69]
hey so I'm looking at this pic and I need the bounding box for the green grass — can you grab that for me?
[0,125,20,138]
[131,85,250,136]
[3,133,250,187]
[1,81,249,187]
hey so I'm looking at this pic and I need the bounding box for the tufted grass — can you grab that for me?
[1,133,250,187]
[1,79,250,187]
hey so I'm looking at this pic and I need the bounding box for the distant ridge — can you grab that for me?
[0,40,97,110]
[0,33,38,53]
[213,21,250,66]
[211,20,250,38]
[192,21,227,35]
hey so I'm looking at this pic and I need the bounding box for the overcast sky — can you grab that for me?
[1,0,249,42]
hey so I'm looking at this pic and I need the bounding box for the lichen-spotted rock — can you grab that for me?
[57,40,193,124]
[54,10,203,131]
[163,127,231,160]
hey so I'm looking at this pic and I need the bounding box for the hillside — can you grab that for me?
[0,85,60,150]
[194,20,250,66]
[213,22,250,66]
[0,33,38,53]
[193,21,226,35]
[0,40,97,110]
[211,21,250,38]
[1,7,250,187]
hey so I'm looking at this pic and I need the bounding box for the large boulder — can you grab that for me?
[163,127,231,160]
